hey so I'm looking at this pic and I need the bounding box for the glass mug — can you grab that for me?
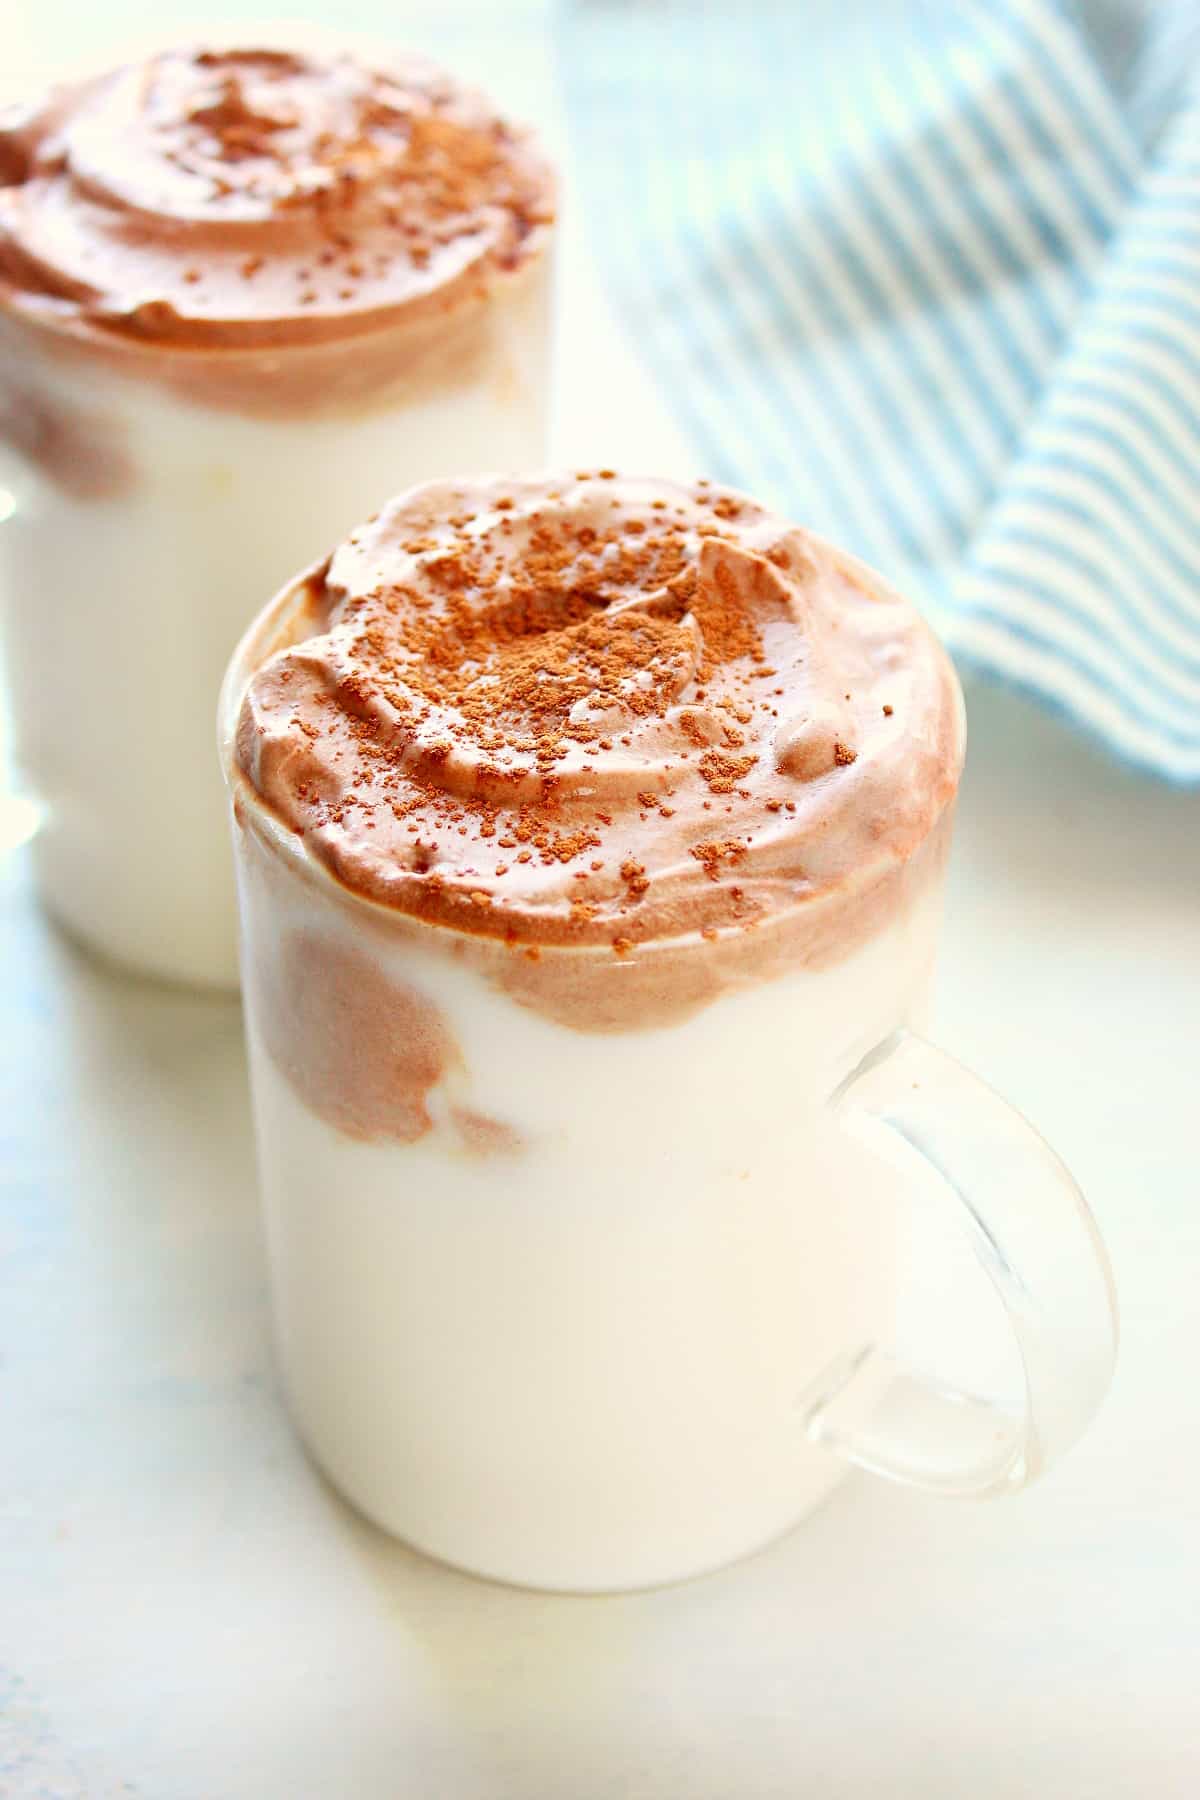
[220,592,1117,1595]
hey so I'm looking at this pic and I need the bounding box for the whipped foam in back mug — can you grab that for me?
[0,42,554,985]
[222,473,1117,1592]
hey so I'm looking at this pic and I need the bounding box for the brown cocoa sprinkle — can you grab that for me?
[834,743,858,766]
[689,840,748,880]
[699,750,757,794]
[680,711,714,747]
[883,704,894,716]
[620,858,650,897]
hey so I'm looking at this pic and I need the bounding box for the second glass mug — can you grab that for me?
[221,607,1117,1594]
[0,43,555,989]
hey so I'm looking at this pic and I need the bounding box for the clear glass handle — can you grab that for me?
[801,1031,1118,1496]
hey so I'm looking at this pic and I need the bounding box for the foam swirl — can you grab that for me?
[233,474,964,959]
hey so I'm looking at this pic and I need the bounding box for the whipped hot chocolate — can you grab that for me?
[0,45,554,987]
[223,481,1117,1595]
[234,474,962,1029]
[223,473,967,1589]
[0,45,553,415]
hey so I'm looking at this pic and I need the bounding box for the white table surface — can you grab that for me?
[3,5,1200,1796]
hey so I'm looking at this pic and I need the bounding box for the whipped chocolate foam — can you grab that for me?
[252,923,523,1152]
[0,45,553,408]
[231,474,964,1026]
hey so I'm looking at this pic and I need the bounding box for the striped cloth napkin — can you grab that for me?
[558,0,1200,782]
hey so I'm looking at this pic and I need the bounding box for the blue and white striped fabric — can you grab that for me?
[558,0,1200,782]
